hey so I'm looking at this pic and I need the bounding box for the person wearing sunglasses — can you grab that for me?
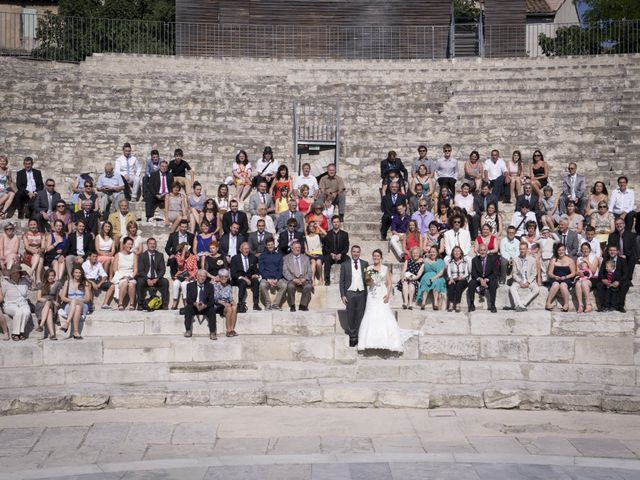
[34,178,62,232]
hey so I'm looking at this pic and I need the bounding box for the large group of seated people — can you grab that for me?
[0,145,350,341]
[380,145,638,314]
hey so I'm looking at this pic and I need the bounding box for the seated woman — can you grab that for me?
[23,219,45,286]
[529,150,549,197]
[270,165,292,201]
[202,198,222,238]
[214,269,238,337]
[171,242,198,310]
[249,204,276,234]
[305,222,323,285]
[215,184,230,215]
[51,200,73,234]
[35,268,62,340]
[506,150,523,201]
[44,219,68,281]
[423,221,441,253]
[202,241,228,282]
[480,202,502,238]
[165,182,189,232]
[111,236,138,311]
[123,221,144,256]
[540,185,560,230]
[463,150,483,193]
[305,203,328,235]
[412,164,434,199]
[188,181,206,233]
[0,264,31,341]
[545,244,576,312]
[446,246,469,313]
[232,150,252,203]
[590,201,615,250]
[399,246,424,310]
[0,154,16,219]
[416,245,446,311]
[474,223,499,257]
[297,184,314,216]
[95,221,116,276]
[403,220,423,260]
[70,173,94,212]
[435,201,451,233]
[585,181,608,218]
[0,223,21,272]
[75,179,98,212]
[574,242,599,313]
[194,219,216,259]
[560,200,584,237]
[59,266,90,340]
[275,185,291,215]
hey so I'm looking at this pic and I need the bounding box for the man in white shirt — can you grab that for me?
[499,226,519,284]
[96,162,125,219]
[505,242,540,312]
[442,214,472,262]
[581,226,602,258]
[484,149,508,203]
[510,202,538,237]
[609,175,638,234]
[114,143,141,201]
[82,251,111,311]
[293,162,319,198]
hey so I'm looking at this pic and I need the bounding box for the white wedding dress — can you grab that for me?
[357,265,420,353]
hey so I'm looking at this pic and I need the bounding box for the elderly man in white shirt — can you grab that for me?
[293,162,319,199]
[442,213,472,263]
[114,142,142,201]
[484,149,508,203]
[609,175,638,234]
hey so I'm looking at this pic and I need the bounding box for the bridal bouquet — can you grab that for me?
[364,266,382,286]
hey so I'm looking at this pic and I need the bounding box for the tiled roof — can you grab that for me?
[526,0,553,14]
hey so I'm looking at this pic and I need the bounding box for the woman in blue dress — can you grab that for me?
[193,218,216,259]
[44,219,68,280]
[416,245,446,310]
[59,266,90,340]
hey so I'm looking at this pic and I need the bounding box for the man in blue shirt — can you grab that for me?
[258,238,286,310]
[96,162,125,220]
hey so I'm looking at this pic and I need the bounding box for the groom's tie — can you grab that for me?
[354,260,358,270]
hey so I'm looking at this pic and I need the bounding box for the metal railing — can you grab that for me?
[1,12,639,62]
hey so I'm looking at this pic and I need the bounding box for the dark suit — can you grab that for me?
[554,230,580,259]
[278,230,306,255]
[73,209,100,237]
[222,210,249,235]
[248,231,273,256]
[63,231,95,274]
[15,168,44,217]
[380,158,409,186]
[164,231,195,277]
[219,233,245,259]
[322,228,350,284]
[184,281,216,333]
[136,250,170,308]
[380,192,406,239]
[467,255,499,310]
[339,256,369,342]
[33,189,62,230]
[595,256,628,311]
[145,171,174,220]
[607,229,638,282]
[230,253,260,307]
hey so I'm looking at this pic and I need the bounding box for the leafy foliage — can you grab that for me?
[579,0,640,23]
[454,0,481,22]
[539,21,640,56]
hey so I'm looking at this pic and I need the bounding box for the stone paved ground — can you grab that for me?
[2,407,640,479]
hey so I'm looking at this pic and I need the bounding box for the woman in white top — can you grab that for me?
[111,236,138,310]
[249,204,276,234]
[454,182,474,216]
[96,221,115,276]
[215,183,230,214]
[122,221,144,256]
[0,265,31,341]
[305,222,323,285]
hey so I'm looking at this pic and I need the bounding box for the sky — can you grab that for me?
[575,0,589,23]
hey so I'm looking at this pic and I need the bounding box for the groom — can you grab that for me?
[340,245,368,347]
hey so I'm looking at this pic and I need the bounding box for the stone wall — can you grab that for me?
[1,53,639,201]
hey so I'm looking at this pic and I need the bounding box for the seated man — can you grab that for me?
[607,216,638,283]
[506,242,540,312]
[293,162,319,199]
[63,219,95,276]
[230,241,260,313]
[467,243,498,313]
[142,149,162,199]
[595,245,628,313]
[380,182,406,241]
[389,202,410,260]
[145,160,173,222]
[168,148,195,195]
[15,156,44,220]
[33,178,61,232]
[322,215,349,286]
[318,163,346,221]
[275,198,305,234]
[278,218,305,255]
[222,199,249,235]
[219,222,245,263]
[82,251,112,311]
[248,219,273,257]
[108,199,136,240]
[484,149,508,202]
[555,218,580,259]
[283,241,313,312]
[380,150,409,193]
[609,175,638,234]
[73,199,100,237]
[499,226,519,284]
[96,162,125,220]
[510,201,538,238]
[165,219,195,277]
[258,238,286,310]
[442,214,472,262]
[184,269,217,340]
[114,142,141,201]
[558,162,586,214]
[136,238,170,310]
[248,180,275,216]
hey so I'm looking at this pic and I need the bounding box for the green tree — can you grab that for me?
[579,0,640,22]
[454,0,481,22]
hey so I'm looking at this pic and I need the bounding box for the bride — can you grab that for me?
[358,249,420,352]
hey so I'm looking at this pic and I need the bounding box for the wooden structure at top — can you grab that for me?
[175,0,528,59]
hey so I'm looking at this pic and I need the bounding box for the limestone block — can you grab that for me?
[574,337,634,365]
[602,387,640,413]
[102,337,173,364]
[528,363,636,386]
[65,363,169,384]
[528,337,575,363]
[191,338,242,362]
[322,384,377,406]
[293,336,336,361]
[0,342,43,367]
[551,313,635,336]
[69,390,110,410]
[334,336,357,364]
[259,362,356,383]
[108,386,167,408]
[208,382,266,406]
[479,337,528,362]
[165,381,211,406]
[82,319,145,337]
[421,315,470,335]
[470,312,551,336]
[483,387,541,409]
[14,389,71,414]
[540,388,603,411]
[265,381,322,406]
[43,338,102,365]
[0,366,64,389]
[145,317,185,335]
[486,362,531,382]
[429,385,484,408]
[168,361,260,382]
[460,362,492,384]
[377,387,430,409]
[271,310,336,336]
[419,336,480,360]
[357,360,460,384]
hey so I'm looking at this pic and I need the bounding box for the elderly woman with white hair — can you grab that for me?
[214,268,238,337]
[0,264,32,341]
[249,203,276,234]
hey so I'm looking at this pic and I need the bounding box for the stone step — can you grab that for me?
[2,378,640,415]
